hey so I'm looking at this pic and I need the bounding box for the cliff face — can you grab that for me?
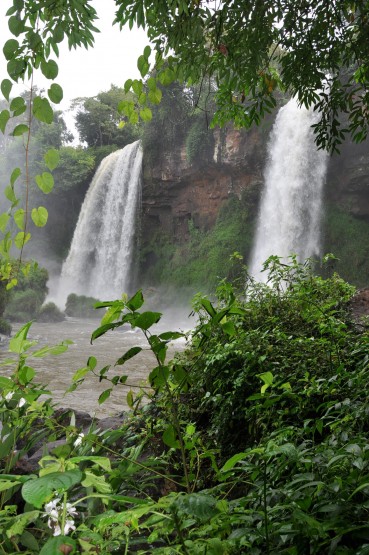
[141,126,264,243]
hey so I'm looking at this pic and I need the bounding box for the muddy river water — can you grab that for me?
[0,316,191,418]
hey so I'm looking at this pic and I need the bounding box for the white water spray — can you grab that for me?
[249,98,328,281]
[56,141,143,302]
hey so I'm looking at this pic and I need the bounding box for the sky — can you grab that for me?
[0,0,148,134]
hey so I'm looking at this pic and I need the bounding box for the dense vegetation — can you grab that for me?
[0,258,368,553]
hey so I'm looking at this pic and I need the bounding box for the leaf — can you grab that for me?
[33,96,54,124]
[48,83,63,104]
[68,456,111,472]
[39,536,77,555]
[115,346,142,366]
[127,390,134,408]
[173,493,218,522]
[124,78,133,93]
[158,331,184,341]
[3,38,19,60]
[148,87,162,104]
[8,16,24,36]
[0,110,10,133]
[126,289,144,310]
[201,299,216,317]
[91,322,123,342]
[10,167,21,186]
[14,208,25,229]
[137,55,149,77]
[140,107,152,122]
[31,206,48,227]
[7,58,26,81]
[0,213,10,232]
[14,231,31,249]
[31,341,72,357]
[98,388,112,404]
[9,322,34,354]
[12,123,29,136]
[40,59,59,79]
[44,148,60,170]
[163,424,180,449]
[1,79,12,100]
[21,470,83,508]
[143,45,151,59]
[220,452,248,473]
[134,311,161,331]
[81,470,111,494]
[35,172,54,193]
[10,96,26,115]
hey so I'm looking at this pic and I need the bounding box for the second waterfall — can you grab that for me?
[59,141,143,301]
[249,98,328,280]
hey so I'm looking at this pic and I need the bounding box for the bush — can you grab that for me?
[37,302,65,322]
[65,293,100,318]
[0,318,11,336]
[4,262,48,322]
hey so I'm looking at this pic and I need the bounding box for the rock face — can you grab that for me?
[141,126,264,243]
[142,119,369,246]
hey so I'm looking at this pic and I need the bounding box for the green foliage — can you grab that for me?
[116,0,369,152]
[37,302,65,323]
[141,195,256,291]
[65,293,101,318]
[4,262,48,322]
[73,85,140,147]
[0,317,12,336]
[186,117,214,165]
[323,204,369,287]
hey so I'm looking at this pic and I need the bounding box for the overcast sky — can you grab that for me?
[0,0,148,121]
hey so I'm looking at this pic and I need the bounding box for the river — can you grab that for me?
[0,315,191,418]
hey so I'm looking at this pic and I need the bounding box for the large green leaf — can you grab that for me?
[3,38,19,60]
[115,346,142,366]
[44,148,60,170]
[0,110,10,133]
[33,96,54,124]
[47,83,63,104]
[14,231,31,249]
[1,78,12,100]
[39,536,77,555]
[40,59,59,79]
[8,16,24,36]
[22,470,82,508]
[126,289,144,311]
[35,172,54,193]
[134,311,161,331]
[31,206,48,227]
[12,123,29,136]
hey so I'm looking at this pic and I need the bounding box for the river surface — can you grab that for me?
[0,316,191,417]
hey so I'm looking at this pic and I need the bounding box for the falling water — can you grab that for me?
[58,140,143,301]
[249,98,328,281]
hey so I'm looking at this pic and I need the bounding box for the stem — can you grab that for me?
[263,459,270,554]
[19,75,35,264]
[61,491,68,536]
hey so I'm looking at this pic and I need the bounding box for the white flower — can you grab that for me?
[17,397,27,408]
[66,503,78,516]
[73,433,84,447]
[5,392,13,401]
[64,519,76,535]
[43,497,78,536]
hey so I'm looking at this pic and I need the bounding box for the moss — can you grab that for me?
[140,194,255,293]
[322,204,369,287]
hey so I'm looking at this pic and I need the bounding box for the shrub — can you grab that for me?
[65,293,101,318]
[0,318,11,336]
[37,302,65,322]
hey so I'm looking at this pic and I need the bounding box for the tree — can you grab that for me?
[114,0,369,152]
[73,85,140,147]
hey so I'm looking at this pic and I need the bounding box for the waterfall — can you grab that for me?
[249,98,328,281]
[58,140,143,301]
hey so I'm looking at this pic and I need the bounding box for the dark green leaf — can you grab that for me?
[48,83,63,104]
[1,79,12,100]
[134,311,161,331]
[98,388,112,404]
[8,16,24,36]
[126,289,144,310]
[163,424,180,449]
[40,59,59,80]
[0,110,10,133]
[7,58,26,80]
[91,322,123,342]
[3,38,19,60]
[115,346,142,366]
[10,167,21,186]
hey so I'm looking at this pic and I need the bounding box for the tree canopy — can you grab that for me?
[2,1,369,153]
